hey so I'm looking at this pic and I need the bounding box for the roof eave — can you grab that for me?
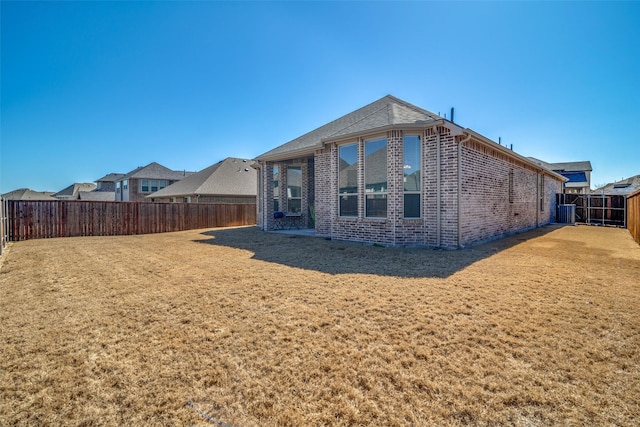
[256,146,319,162]
[321,120,451,145]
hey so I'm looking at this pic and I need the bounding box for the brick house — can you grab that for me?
[146,157,257,203]
[255,95,565,249]
[115,162,194,202]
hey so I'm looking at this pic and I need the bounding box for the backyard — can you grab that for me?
[0,224,639,426]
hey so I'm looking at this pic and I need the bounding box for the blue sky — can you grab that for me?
[1,1,638,193]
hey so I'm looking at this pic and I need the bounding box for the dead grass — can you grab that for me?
[0,224,639,426]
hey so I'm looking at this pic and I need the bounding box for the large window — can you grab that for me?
[273,166,280,212]
[141,180,168,193]
[403,135,421,218]
[365,137,387,218]
[287,166,302,213]
[338,143,358,216]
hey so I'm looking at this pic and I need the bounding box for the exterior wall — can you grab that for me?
[459,139,562,247]
[262,127,564,249]
[124,179,179,203]
[314,149,332,236]
[259,158,312,230]
[96,181,117,192]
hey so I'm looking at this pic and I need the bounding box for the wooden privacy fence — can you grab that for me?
[7,201,256,241]
[628,189,640,245]
[557,193,626,227]
[1,198,8,255]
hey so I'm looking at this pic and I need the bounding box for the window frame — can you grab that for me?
[403,134,421,218]
[364,136,388,218]
[338,142,359,217]
[273,165,280,212]
[286,166,302,213]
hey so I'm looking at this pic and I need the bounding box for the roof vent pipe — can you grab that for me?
[450,107,454,123]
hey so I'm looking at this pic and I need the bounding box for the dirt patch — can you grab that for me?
[1,225,639,425]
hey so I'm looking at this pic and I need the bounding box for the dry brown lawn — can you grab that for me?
[0,224,639,426]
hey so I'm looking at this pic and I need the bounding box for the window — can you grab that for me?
[184,197,191,203]
[365,137,387,218]
[287,166,302,213]
[141,179,168,193]
[403,135,421,218]
[116,182,121,194]
[273,166,279,212]
[338,143,358,216]
[123,180,128,191]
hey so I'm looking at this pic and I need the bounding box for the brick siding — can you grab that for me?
[259,126,564,249]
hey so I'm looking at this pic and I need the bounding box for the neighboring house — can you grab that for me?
[529,158,592,194]
[255,95,565,249]
[95,173,126,192]
[53,183,97,200]
[146,157,257,203]
[115,162,194,202]
[593,175,640,195]
[2,188,56,200]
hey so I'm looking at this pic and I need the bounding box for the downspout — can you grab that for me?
[435,126,441,248]
[457,132,473,248]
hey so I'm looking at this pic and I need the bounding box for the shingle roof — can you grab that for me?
[96,173,125,182]
[2,189,57,200]
[594,174,640,195]
[54,183,97,197]
[147,158,257,198]
[528,158,593,172]
[121,162,194,181]
[257,95,442,160]
[78,191,116,201]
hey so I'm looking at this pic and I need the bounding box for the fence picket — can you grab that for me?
[6,201,256,241]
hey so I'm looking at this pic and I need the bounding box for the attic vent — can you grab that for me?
[243,159,247,162]
[244,168,249,172]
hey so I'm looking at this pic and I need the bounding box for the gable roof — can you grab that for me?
[257,95,443,161]
[147,157,257,198]
[54,183,97,198]
[2,188,57,201]
[121,162,194,181]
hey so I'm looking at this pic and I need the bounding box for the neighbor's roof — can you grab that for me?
[78,191,116,201]
[96,173,126,182]
[147,158,257,198]
[256,95,443,160]
[121,162,194,181]
[2,188,57,200]
[54,183,97,197]
[528,158,593,173]
[593,174,640,195]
